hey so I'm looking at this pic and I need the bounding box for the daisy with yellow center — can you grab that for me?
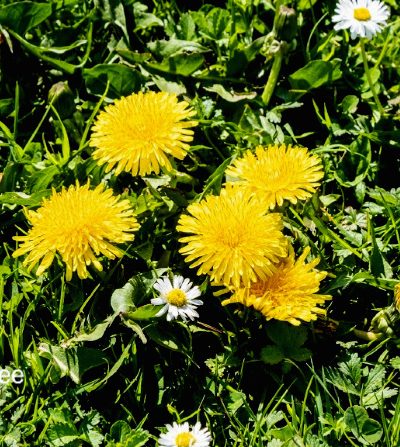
[332,0,390,39]
[13,183,139,281]
[151,275,203,322]
[225,144,324,209]
[177,184,288,288]
[158,422,211,447]
[222,247,331,326]
[89,91,197,176]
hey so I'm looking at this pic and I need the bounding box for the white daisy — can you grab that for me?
[158,422,211,447]
[151,275,203,322]
[332,0,390,39]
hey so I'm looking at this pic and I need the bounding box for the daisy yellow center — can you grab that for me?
[175,432,196,447]
[353,7,371,21]
[166,289,187,307]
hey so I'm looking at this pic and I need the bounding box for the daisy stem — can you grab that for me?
[360,38,384,115]
[261,44,284,107]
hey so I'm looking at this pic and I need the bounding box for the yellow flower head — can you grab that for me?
[13,183,139,281]
[89,91,197,176]
[222,247,331,325]
[177,184,288,288]
[226,144,324,209]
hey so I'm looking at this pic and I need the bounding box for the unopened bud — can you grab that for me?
[370,305,399,337]
[274,5,298,42]
[48,82,75,119]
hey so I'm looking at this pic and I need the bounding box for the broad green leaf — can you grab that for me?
[46,423,80,446]
[27,166,59,192]
[0,1,52,34]
[260,345,284,365]
[147,39,208,58]
[344,406,383,444]
[147,53,204,76]
[0,190,49,206]
[340,95,359,115]
[66,315,117,344]
[116,49,151,64]
[133,2,163,31]
[125,304,161,321]
[289,59,342,93]
[109,421,150,446]
[83,64,143,98]
[146,323,191,354]
[110,283,135,313]
[266,321,308,348]
[39,343,107,384]
[334,138,371,188]
[176,13,196,41]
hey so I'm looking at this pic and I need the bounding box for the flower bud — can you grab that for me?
[48,82,75,119]
[273,5,298,42]
[370,305,398,337]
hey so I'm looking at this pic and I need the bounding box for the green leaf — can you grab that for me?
[0,190,49,206]
[334,138,371,188]
[176,13,196,41]
[46,423,80,446]
[27,166,59,192]
[369,219,392,278]
[391,357,400,369]
[204,84,257,102]
[147,39,208,58]
[122,319,147,344]
[0,98,14,117]
[266,321,308,348]
[344,406,383,444]
[0,1,52,34]
[83,64,143,99]
[146,323,191,354]
[340,95,359,115]
[110,283,135,313]
[67,315,117,344]
[260,345,284,365]
[198,8,230,40]
[38,343,107,384]
[125,304,161,321]
[108,421,150,446]
[297,0,319,10]
[289,59,342,94]
[147,53,204,76]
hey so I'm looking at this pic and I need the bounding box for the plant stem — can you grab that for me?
[360,38,384,115]
[261,44,284,107]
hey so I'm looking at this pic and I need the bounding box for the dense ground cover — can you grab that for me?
[0,0,399,445]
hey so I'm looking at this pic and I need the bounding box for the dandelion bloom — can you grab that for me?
[89,91,197,176]
[177,185,287,288]
[158,422,211,447]
[226,144,324,209]
[222,247,331,326]
[151,275,203,322]
[332,0,390,39]
[13,183,139,281]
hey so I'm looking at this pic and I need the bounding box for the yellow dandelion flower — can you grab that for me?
[13,183,139,281]
[89,91,197,176]
[222,247,331,325]
[226,144,324,209]
[177,184,288,288]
